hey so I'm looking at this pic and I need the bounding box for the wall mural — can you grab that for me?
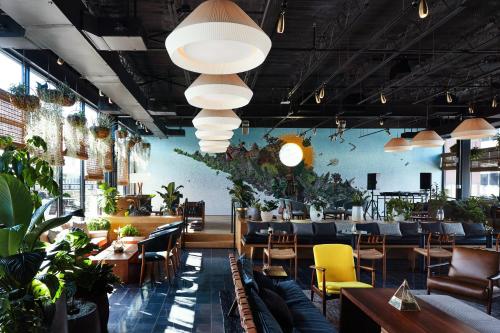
[174,134,357,206]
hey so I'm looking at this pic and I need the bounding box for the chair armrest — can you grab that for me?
[428,262,450,270]
[359,265,375,272]
[488,272,500,281]
[310,265,326,272]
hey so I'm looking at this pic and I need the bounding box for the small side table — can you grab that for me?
[256,265,288,280]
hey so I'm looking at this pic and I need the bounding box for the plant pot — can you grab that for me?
[90,126,111,139]
[247,207,261,221]
[116,130,128,139]
[236,207,247,219]
[88,230,108,239]
[75,291,109,333]
[120,236,145,244]
[351,206,364,222]
[50,293,68,333]
[309,206,324,222]
[9,94,40,112]
[393,212,405,222]
[60,95,77,107]
[261,211,274,222]
[67,114,87,127]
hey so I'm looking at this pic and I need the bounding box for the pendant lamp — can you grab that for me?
[165,0,272,74]
[200,145,228,153]
[192,109,242,131]
[384,137,412,152]
[195,129,233,141]
[185,74,253,109]
[411,130,444,148]
[451,118,497,140]
[199,140,230,148]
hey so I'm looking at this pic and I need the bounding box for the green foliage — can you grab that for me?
[299,173,332,209]
[93,113,114,129]
[156,182,184,214]
[119,224,140,237]
[86,217,111,231]
[8,83,27,96]
[98,182,118,215]
[66,110,87,128]
[351,189,369,206]
[0,136,59,209]
[261,200,278,212]
[386,198,414,221]
[250,198,262,210]
[470,147,484,161]
[228,176,256,208]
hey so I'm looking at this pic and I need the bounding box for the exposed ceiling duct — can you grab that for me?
[0,0,164,137]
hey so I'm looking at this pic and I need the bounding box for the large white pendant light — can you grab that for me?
[199,139,230,148]
[200,145,228,153]
[384,137,413,152]
[165,0,272,74]
[412,130,444,148]
[451,118,497,140]
[279,143,303,167]
[185,74,253,109]
[192,109,242,130]
[195,129,233,141]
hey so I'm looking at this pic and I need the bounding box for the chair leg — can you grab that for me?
[310,289,314,302]
[382,256,387,287]
[294,256,297,280]
[164,259,171,284]
[139,261,146,286]
[356,258,360,281]
[322,296,326,315]
[262,250,266,267]
[487,297,492,314]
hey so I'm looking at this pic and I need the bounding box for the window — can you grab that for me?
[0,51,22,92]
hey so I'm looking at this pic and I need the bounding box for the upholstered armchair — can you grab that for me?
[427,247,500,314]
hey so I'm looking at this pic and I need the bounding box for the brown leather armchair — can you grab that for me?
[427,247,500,314]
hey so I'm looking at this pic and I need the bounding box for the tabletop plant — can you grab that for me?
[156,182,184,215]
[98,182,118,215]
[351,189,369,207]
[87,217,111,231]
[119,224,140,237]
[261,199,279,212]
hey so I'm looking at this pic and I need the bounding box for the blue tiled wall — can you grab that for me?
[142,128,442,215]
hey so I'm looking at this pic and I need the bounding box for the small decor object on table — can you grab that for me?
[388,279,421,311]
[260,199,278,222]
[261,265,288,280]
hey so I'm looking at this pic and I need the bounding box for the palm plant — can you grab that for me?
[156,182,184,215]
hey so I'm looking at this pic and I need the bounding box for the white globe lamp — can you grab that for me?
[279,143,303,167]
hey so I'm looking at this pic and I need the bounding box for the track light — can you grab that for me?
[419,0,429,19]
[108,98,113,104]
[492,95,498,109]
[446,91,453,104]
[315,92,321,104]
[380,91,387,104]
[277,10,285,34]
[335,117,340,125]
[468,103,474,114]
[242,120,250,135]
[99,90,104,97]
[319,85,325,99]
[312,128,317,136]
[379,118,384,126]
[56,58,64,66]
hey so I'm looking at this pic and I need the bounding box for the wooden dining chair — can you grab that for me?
[353,234,386,286]
[412,233,455,272]
[263,232,298,279]
[138,229,177,286]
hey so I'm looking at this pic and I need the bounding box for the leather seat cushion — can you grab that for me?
[427,276,489,300]
[264,248,296,260]
[139,252,166,261]
[318,281,373,295]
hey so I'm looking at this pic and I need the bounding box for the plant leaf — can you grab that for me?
[0,175,33,228]
[27,197,57,234]
[0,251,44,286]
[0,225,24,257]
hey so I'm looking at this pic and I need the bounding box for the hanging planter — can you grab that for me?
[90,113,113,139]
[128,134,142,149]
[64,110,89,160]
[116,128,128,139]
[67,111,87,128]
[9,84,40,112]
[90,126,111,139]
[36,82,77,107]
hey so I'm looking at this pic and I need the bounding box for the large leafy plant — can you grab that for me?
[156,182,184,215]
[386,198,414,221]
[228,177,256,208]
[98,182,118,215]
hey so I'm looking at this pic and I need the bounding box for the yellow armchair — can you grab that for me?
[311,244,373,315]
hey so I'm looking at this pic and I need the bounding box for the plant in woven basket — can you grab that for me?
[36,82,76,107]
[90,113,113,139]
[8,83,40,112]
[67,110,87,128]
[116,127,128,139]
[65,109,89,160]
[128,134,142,149]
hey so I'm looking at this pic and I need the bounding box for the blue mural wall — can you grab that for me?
[142,128,442,215]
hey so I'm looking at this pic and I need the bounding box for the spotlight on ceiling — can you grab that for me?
[319,85,325,99]
[380,91,387,104]
[315,92,321,104]
[277,8,285,34]
[492,95,498,109]
[419,0,429,19]
[56,57,64,66]
[446,91,453,104]
[242,120,250,135]
[99,90,104,97]
[468,104,475,114]
[379,118,384,126]
[108,98,113,104]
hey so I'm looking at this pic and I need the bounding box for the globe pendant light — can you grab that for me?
[185,74,253,109]
[411,130,444,148]
[192,109,242,130]
[199,139,230,148]
[195,129,233,141]
[279,143,303,167]
[451,118,497,140]
[165,0,272,74]
[384,137,412,152]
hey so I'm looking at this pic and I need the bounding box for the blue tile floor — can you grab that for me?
[107,248,498,332]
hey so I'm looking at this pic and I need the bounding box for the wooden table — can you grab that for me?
[90,243,138,284]
[339,288,479,333]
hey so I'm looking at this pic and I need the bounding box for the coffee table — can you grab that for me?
[340,288,479,333]
[90,243,138,284]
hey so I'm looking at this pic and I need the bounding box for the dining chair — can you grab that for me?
[353,234,386,286]
[263,232,298,279]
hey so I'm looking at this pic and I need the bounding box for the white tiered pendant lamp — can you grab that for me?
[185,74,253,109]
[451,118,497,140]
[192,109,242,131]
[195,129,233,141]
[199,139,230,153]
[411,130,444,148]
[165,0,272,74]
[384,137,413,152]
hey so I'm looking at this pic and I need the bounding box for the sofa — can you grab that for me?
[229,253,336,333]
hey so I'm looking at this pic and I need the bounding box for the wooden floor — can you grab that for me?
[184,215,234,249]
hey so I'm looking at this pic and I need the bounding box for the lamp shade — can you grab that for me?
[412,130,444,147]
[199,140,230,148]
[195,129,234,141]
[384,138,413,152]
[451,118,497,140]
[200,145,228,153]
[192,109,241,130]
[279,143,303,167]
[165,0,272,74]
[185,74,253,109]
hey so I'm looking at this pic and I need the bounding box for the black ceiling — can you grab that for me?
[11,0,500,133]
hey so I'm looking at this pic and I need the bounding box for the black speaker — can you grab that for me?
[367,173,379,190]
[420,173,432,190]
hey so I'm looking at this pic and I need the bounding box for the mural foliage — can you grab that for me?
[175,136,357,206]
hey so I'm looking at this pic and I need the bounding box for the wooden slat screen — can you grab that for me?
[0,89,26,145]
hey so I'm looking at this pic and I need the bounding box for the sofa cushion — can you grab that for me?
[442,222,465,236]
[254,270,277,293]
[313,222,337,236]
[292,223,315,244]
[420,222,442,234]
[248,288,284,333]
[356,222,379,235]
[242,234,268,244]
[399,222,419,236]
[259,288,293,333]
[276,280,336,333]
[270,222,292,234]
[454,236,487,246]
[247,221,270,234]
[462,223,486,237]
[377,223,402,236]
[238,255,258,292]
[335,221,353,234]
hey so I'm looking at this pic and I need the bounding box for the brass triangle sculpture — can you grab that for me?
[388,279,421,311]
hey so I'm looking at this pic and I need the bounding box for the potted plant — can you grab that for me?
[98,182,119,215]
[386,198,414,222]
[9,83,40,112]
[351,189,369,222]
[116,127,128,139]
[67,110,87,128]
[261,199,278,222]
[128,134,142,149]
[37,82,76,106]
[156,182,184,216]
[228,176,256,219]
[118,224,144,244]
[90,113,113,139]
[87,217,111,239]
[248,199,262,221]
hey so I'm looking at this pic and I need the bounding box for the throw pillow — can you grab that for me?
[462,223,486,237]
[420,222,442,234]
[313,222,337,236]
[356,222,379,235]
[248,289,284,333]
[270,222,292,234]
[399,222,419,236]
[238,255,258,292]
[253,270,277,293]
[442,222,465,236]
[377,223,402,236]
[247,221,270,235]
[259,288,293,333]
[292,223,314,236]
